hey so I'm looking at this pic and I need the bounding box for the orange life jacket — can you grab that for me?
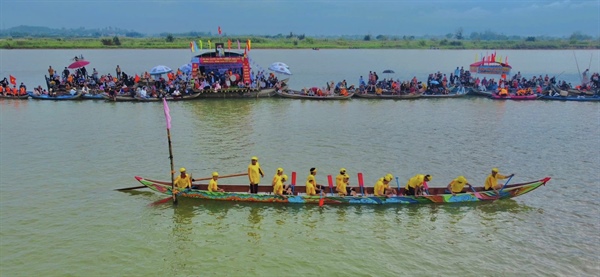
[19,87,26,95]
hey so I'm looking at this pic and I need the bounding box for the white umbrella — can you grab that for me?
[150,65,172,75]
[268,63,292,75]
[270,62,289,69]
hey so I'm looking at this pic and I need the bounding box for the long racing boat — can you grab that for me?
[134,176,550,205]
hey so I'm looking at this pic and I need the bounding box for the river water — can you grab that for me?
[0,49,599,276]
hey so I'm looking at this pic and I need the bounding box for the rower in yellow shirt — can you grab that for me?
[336,168,357,196]
[484,168,514,194]
[273,174,291,198]
[446,176,473,196]
[305,167,323,196]
[173,167,192,193]
[208,172,224,192]
[272,167,284,188]
[405,174,431,196]
[374,174,396,197]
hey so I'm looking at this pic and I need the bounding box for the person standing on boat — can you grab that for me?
[248,156,264,194]
[208,172,224,193]
[405,174,431,196]
[173,167,192,193]
[484,168,514,194]
[306,168,324,196]
[48,66,54,78]
[446,176,473,196]
[116,65,122,80]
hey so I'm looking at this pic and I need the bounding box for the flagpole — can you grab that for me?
[162,98,176,203]
[167,127,176,203]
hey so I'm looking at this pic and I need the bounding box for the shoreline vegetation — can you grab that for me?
[1,37,598,50]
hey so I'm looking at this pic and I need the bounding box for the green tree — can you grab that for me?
[166,34,174,42]
[455,27,464,40]
[112,36,121,46]
[363,34,371,41]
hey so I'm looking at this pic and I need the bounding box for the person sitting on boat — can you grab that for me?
[248,156,264,194]
[208,172,224,193]
[374,175,396,197]
[272,167,284,189]
[446,176,473,196]
[405,174,431,196]
[274,174,292,198]
[306,168,324,196]
[336,168,356,197]
[172,88,182,97]
[173,167,192,193]
[484,168,514,194]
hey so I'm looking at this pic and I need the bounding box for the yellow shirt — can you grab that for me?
[405,174,425,190]
[273,179,284,195]
[335,174,345,190]
[449,179,466,193]
[174,174,191,189]
[248,162,262,184]
[306,174,316,195]
[208,178,219,192]
[484,173,507,190]
[374,179,385,196]
[272,174,281,187]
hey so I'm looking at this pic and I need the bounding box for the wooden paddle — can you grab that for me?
[469,186,485,200]
[497,174,514,196]
[327,175,334,196]
[358,172,365,196]
[116,172,247,191]
[291,171,296,194]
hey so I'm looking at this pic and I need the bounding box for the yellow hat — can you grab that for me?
[456,176,467,184]
[340,168,346,173]
[281,174,288,181]
[492,168,499,172]
[251,156,258,161]
[277,167,284,173]
[212,172,219,177]
[179,167,186,172]
[384,175,392,182]
[386,173,394,180]
[425,175,432,181]
[310,167,317,173]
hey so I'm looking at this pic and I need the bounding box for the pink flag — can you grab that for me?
[162,98,171,129]
[237,40,240,50]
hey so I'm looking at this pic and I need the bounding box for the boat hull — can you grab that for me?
[134,176,550,205]
[278,90,354,100]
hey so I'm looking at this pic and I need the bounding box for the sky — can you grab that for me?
[0,0,599,37]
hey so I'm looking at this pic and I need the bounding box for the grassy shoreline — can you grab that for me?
[1,37,598,50]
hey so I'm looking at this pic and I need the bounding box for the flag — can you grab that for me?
[134,74,140,83]
[9,75,16,85]
[190,41,198,53]
[227,39,231,50]
[237,40,240,50]
[199,40,203,50]
[218,26,222,35]
[163,98,171,130]
[247,39,251,51]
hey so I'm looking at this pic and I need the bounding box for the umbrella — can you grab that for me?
[179,63,192,74]
[268,63,292,75]
[150,65,172,75]
[382,69,394,74]
[270,62,289,69]
[430,80,440,85]
[68,60,90,69]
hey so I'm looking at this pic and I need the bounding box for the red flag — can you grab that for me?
[218,26,222,35]
[162,98,171,130]
[9,75,16,85]
[134,74,140,83]
[227,39,231,50]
